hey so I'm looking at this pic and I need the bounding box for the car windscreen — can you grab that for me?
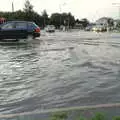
[28,22,39,29]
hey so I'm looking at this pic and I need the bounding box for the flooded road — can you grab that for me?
[0,30,120,114]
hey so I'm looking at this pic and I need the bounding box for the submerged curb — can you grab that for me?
[1,103,120,118]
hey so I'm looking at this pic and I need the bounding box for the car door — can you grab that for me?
[0,22,16,39]
[15,22,28,39]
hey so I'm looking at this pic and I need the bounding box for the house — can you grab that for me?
[96,17,114,31]
[113,19,120,29]
[0,17,6,24]
[74,23,83,29]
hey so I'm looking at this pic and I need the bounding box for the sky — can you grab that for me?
[0,0,120,22]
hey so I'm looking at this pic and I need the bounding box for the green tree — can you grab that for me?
[113,116,120,120]
[23,0,34,20]
[107,18,114,27]
[51,112,68,120]
[42,10,48,18]
[24,0,33,13]
[81,18,89,28]
[50,12,75,28]
[50,13,61,28]
[92,113,105,120]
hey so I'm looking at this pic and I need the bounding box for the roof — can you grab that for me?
[6,20,34,23]
[96,17,113,24]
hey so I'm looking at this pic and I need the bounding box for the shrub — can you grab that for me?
[113,116,120,120]
[50,112,68,120]
[92,113,105,120]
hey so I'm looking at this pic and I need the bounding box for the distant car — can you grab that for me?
[0,21,40,40]
[92,25,106,32]
[45,25,55,32]
[85,25,93,31]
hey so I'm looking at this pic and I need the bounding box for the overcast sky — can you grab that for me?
[0,0,120,22]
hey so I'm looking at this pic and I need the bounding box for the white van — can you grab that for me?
[45,25,55,32]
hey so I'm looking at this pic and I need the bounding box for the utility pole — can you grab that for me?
[68,15,70,30]
[12,1,14,12]
[59,4,62,29]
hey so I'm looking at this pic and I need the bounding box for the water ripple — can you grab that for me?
[0,31,120,114]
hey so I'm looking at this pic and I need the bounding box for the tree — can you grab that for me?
[107,18,114,27]
[50,13,61,28]
[75,19,80,24]
[23,0,34,20]
[50,12,75,28]
[80,18,89,28]
[24,0,33,13]
[42,10,48,18]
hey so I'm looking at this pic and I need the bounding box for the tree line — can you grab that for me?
[0,0,89,29]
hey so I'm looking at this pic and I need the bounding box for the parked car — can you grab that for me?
[45,25,55,32]
[0,21,40,40]
[85,25,93,31]
[92,25,107,32]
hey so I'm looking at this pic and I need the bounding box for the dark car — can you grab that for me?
[0,21,40,40]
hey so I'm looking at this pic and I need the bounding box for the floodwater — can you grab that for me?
[0,30,120,114]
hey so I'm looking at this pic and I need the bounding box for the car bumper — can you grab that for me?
[46,30,55,32]
[33,32,40,37]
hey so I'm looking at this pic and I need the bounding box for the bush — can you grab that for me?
[92,113,105,120]
[113,116,120,120]
[78,116,86,120]
[50,112,68,120]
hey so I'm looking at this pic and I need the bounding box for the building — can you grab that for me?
[113,19,120,29]
[96,17,114,31]
[0,17,6,24]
